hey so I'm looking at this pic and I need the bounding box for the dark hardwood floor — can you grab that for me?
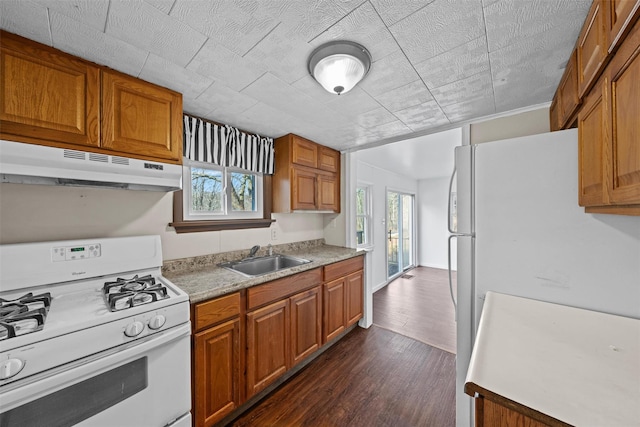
[231,325,455,427]
[373,267,457,354]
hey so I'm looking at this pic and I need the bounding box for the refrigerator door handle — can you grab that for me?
[448,166,457,234]
[448,234,458,319]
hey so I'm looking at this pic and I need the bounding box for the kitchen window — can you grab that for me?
[356,185,372,248]
[183,160,263,221]
[170,115,275,233]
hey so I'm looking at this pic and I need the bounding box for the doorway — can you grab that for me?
[386,190,414,279]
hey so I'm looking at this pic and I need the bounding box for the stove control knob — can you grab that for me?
[124,321,145,337]
[148,314,166,330]
[1,358,25,380]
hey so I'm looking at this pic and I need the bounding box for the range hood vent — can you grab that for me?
[0,140,182,192]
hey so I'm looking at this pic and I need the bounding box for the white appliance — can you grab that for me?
[0,139,182,191]
[448,129,640,427]
[0,235,192,427]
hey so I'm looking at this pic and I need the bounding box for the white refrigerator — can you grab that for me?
[449,129,640,427]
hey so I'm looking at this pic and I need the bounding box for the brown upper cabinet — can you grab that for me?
[607,0,640,52]
[600,20,640,209]
[577,1,609,97]
[273,134,341,213]
[102,70,182,162]
[551,2,639,215]
[0,31,100,148]
[0,31,182,164]
[550,50,580,130]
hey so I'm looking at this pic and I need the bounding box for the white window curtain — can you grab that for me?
[183,115,274,174]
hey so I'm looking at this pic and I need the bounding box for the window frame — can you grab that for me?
[356,185,373,249]
[171,162,274,234]
[181,160,264,221]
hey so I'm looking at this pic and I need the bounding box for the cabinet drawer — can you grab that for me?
[247,268,322,310]
[193,292,241,331]
[324,256,364,282]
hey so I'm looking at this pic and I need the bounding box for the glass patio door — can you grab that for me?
[387,191,414,278]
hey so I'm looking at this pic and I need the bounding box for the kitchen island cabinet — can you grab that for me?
[0,30,182,165]
[465,292,640,427]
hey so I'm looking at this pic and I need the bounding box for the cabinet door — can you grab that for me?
[606,22,640,204]
[290,287,322,367]
[0,31,100,147]
[323,278,346,343]
[607,0,640,52]
[318,147,340,173]
[558,50,580,127]
[317,173,339,212]
[194,319,241,427]
[246,300,289,397]
[291,168,317,210]
[345,271,364,327]
[578,1,608,97]
[291,136,318,168]
[102,70,182,163]
[578,77,607,206]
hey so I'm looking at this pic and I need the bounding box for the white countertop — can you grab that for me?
[465,292,640,426]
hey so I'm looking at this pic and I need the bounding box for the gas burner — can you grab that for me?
[0,292,52,340]
[102,275,169,312]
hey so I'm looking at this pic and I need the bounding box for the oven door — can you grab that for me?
[0,323,191,427]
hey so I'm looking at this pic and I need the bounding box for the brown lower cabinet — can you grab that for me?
[473,395,559,427]
[192,292,243,427]
[192,255,364,426]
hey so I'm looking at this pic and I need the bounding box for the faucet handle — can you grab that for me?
[249,245,260,257]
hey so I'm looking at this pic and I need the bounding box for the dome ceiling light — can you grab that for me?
[308,41,372,95]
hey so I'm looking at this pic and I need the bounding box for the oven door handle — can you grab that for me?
[0,322,191,410]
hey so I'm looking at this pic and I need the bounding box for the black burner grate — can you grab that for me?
[102,275,169,312]
[0,292,52,340]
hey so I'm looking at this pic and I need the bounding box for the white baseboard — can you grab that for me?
[372,280,389,293]
[418,263,455,271]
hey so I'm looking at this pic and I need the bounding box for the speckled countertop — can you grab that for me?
[163,240,362,303]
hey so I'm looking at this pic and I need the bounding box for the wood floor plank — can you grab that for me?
[230,326,455,427]
[373,267,457,354]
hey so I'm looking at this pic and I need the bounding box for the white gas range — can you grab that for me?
[0,235,191,427]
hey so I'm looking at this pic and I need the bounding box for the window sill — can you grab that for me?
[170,218,275,233]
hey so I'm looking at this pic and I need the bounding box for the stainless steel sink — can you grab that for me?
[219,254,311,277]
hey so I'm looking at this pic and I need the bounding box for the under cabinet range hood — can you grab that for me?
[0,140,182,191]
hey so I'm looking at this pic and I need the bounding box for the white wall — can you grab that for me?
[0,183,325,260]
[355,158,418,292]
[471,107,550,144]
[418,177,456,270]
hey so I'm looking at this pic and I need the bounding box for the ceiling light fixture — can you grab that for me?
[308,41,372,95]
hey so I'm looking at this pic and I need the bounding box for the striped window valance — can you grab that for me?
[183,115,274,175]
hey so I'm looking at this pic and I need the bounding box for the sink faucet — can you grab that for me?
[248,245,260,258]
[267,244,273,256]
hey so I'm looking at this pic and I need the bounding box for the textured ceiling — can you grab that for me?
[0,0,591,152]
